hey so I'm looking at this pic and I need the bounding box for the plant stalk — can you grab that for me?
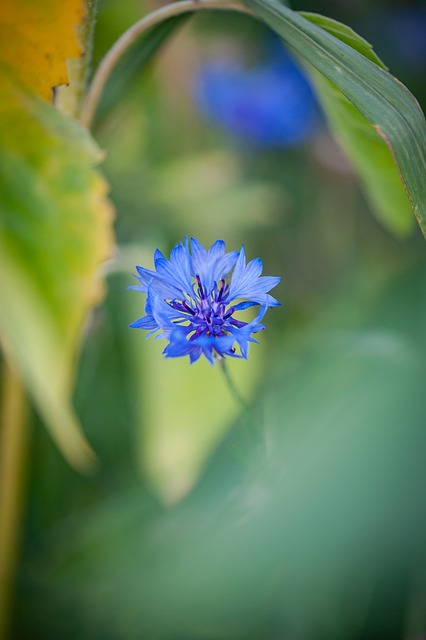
[219,358,250,415]
[219,358,265,458]
[0,363,28,640]
[80,0,251,129]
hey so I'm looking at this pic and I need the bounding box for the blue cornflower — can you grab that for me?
[193,43,319,148]
[129,238,280,364]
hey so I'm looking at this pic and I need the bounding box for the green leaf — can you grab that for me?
[306,66,415,235]
[298,13,413,235]
[242,0,426,237]
[300,12,386,69]
[0,71,114,470]
[0,0,85,100]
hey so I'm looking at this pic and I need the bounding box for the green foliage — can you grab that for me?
[306,69,415,235]
[299,12,386,68]
[299,13,414,236]
[0,72,113,469]
[17,262,426,639]
[2,0,426,638]
[242,0,426,237]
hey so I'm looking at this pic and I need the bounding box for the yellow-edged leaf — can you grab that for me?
[0,0,85,100]
[0,70,114,469]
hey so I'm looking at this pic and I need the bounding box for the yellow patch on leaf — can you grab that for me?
[0,0,85,100]
[0,70,114,469]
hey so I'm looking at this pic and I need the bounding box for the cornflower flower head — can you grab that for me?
[129,238,281,364]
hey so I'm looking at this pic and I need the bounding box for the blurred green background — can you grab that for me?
[11,0,426,637]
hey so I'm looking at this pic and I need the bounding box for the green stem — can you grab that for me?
[80,0,251,129]
[219,358,262,455]
[0,363,28,640]
[219,358,250,415]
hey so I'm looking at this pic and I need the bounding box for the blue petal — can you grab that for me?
[169,243,193,292]
[245,257,263,280]
[137,243,194,300]
[164,333,194,358]
[228,305,267,357]
[190,237,238,294]
[208,239,225,259]
[190,237,215,293]
[134,266,152,289]
[129,315,158,330]
[153,248,166,268]
[256,276,282,292]
[190,237,207,266]
[232,300,259,311]
[135,265,182,298]
[228,245,246,299]
[189,349,202,364]
[199,334,235,363]
[152,254,191,296]
[229,246,281,306]
[127,284,146,292]
[214,249,239,284]
[164,328,237,363]
[151,292,181,330]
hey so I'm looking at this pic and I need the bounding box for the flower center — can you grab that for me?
[168,275,245,340]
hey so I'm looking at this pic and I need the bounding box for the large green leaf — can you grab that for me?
[0,71,114,469]
[299,12,386,68]
[298,13,414,235]
[305,66,415,235]
[242,0,426,238]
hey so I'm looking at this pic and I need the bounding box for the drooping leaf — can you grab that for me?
[297,13,414,235]
[0,0,85,100]
[300,12,386,69]
[242,0,426,237]
[0,71,114,469]
[307,68,415,235]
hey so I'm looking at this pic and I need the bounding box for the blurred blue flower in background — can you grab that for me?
[193,41,320,148]
[130,238,280,363]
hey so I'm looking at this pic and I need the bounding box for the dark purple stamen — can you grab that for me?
[223,307,235,320]
[229,318,247,328]
[183,300,195,315]
[217,279,226,301]
[169,300,195,314]
[190,326,206,341]
[196,274,206,299]
[169,275,250,347]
